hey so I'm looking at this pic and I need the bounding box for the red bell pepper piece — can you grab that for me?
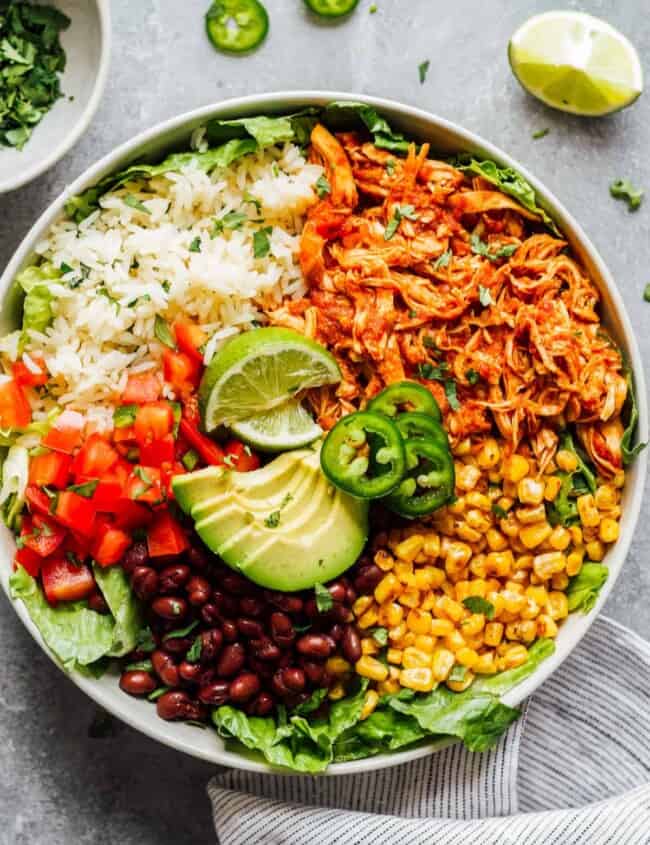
[122,372,161,404]
[15,546,43,577]
[71,433,119,480]
[112,499,153,531]
[147,510,188,558]
[134,402,173,446]
[0,379,31,428]
[174,320,207,364]
[28,451,72,488]
[42,410,85,454]
[140,433,175,467]
[54,491,96,538]
[91,480,125,512]
[25,485,56,518]
[224,439,261,472]
[41,557,95,605]
[179,418,224,467]
[13,355,48,387]
[161,461,186,500]
[21,513,67,558]
[91,517,132,567]
[163,349,201,393]
[125,465,165,505]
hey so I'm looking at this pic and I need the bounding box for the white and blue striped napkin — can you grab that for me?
[209,616,650,844]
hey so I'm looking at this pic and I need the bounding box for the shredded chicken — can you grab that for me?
[266,125,628,475]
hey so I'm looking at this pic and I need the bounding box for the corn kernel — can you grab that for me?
[360,690,379,720]
[395,535,424,563]
[401,632,416,648]
[358,607,379,629]
[484,621,504,646]
[599,518,619,544]
[586,540,605,561]
[377,678,401,696]
[503,643,529,669]
[469,554,488,578]
[569,525,583,545]
[461,613,486,636]
[375,573,401,604]
[525,585,548,606]
[521,522,553,550]
[394,560,416,587]
[595,484,617,510]
[353,595,374,617]
[549,525,571,551]
[432,648,455,681]
[457,522,482,544]
[486,550,514,576]
[477,437,501,469]
[454,437,472,456]
[400,667,435,692]
[551,571,569,590]
[404,608,432,636]
[356,655,389,682]
[387,648,403,665]
[402,646,432,669]
[544,476,562,501]
[423,533,441,559]
[374,549,395,571]
[566,550,584,577]
[430,617,454,636]
[415,567,437,591]
[517,477,545,505]
[520,597,541,620]
[447,669,475,692]
[501,589,526,614]
[398,589,421,608]
[456,464,482,491]
[328,682,346,700]
[466,492,492,510]
[537,613,558,638]
[444,630,466,652]
[504,454,530,482]
[547,591,569,620]
[474,651,497,674]
[447,496,466,516]
[361,637,379,655]
[414,634,436,653]
[388,622,407,643]
[438,595,466,622]
[515,554,534,571]
[556,450,578,473]
[486,528,509,551]
[577,494,601,528]
[533,551,566,580]
[420,590,437,611]
[516,504,547,525]
[466,578,488,598]
[456,646,479,668]
[326,656,352,675]
[378,601,403,628]
[505,620,536,643]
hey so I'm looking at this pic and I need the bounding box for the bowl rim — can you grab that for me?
[1,90,647,775]
[0,0,112,195]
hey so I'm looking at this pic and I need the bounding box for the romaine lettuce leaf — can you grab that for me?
[205,110,319,148]
[322,101,411,153]
[0,445,28,529]
[451,156,560,234]
[548,431,597,527]
[9,566,115,672]
[93,564,142,657]
[621,370,646,465]
[15,262,60,335]
[567,563,608,613]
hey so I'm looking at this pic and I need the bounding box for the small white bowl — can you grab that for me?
[1,92,647,775]
[0,0,111,194]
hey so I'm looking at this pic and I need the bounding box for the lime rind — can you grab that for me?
[230,399,323,451]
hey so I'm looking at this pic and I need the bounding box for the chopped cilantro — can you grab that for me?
[448,664,467,683]
[124,195,151,215]
[471,233,517,262]
[491,503,508,519]
[610,178,643,211]
[182,449,199,471]
[154,315,176,349]
[211,210,247,237]
[385,159,396,176]
[532,128,550,140]
[253,226,272,259]
[418,60,430,84]
[314,582,333,613]
[136,627,156,653]
[186,635,203,663]
[417,361,448,380]
[189,236,202,253]
[370,626,388,646]
[433,249,451,270]
[243,192,261,213]
[644,284,650,303]
[67,480,99,499]
[385,204,418,240]
[478,285,494,307]
[465,369,480,385]
[444,379,460,411]
[315,175,331,198]
[264,510,281,529]
[462,596,495,619]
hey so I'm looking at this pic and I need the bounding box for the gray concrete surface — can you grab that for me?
[1,0,650,842]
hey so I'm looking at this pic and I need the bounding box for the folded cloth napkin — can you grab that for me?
[209,616,650,844]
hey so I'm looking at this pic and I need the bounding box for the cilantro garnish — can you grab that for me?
[462,596,495,619]
[610,178,643,211]
[211,210,247,237]
[465,369,480,385]
[189,236,202,253]
[314,583,333,613]
[470,233,517,262]
[124,195,151,215]
[384,204,418,240]
[253,226,272,259]
[418,60,430,84]
[532,128,550,140]
[432,249,451,270]
[491,503,508,520]
[478,285,494,307]
[644,284,650,303]
[154,315,176,349]
[315,175,331,198]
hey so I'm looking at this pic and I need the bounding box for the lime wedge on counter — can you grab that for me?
[199,327,340,450]
[509,11,643,116]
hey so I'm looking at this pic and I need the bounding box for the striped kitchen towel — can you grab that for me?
[208,616,650,844]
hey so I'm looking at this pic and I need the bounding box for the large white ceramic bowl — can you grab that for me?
[0,0,111,194]
[1,92,647,774]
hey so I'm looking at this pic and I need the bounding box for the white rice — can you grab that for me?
[2,143,322,429]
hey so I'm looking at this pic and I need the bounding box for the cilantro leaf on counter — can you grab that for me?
[610,178,643,211]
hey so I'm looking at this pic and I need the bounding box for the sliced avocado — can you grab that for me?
[172,465,227,515]
[173,447,368,591]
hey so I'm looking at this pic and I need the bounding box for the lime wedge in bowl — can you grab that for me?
[509,11,643,116]
[199,327,340,450]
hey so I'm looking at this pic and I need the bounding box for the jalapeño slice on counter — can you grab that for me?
[303,0,359,17]
[395,412,449,449]
[205,0,269,53]
[320,411,406,499]
[367,381,441,422]
[385,437,455,518]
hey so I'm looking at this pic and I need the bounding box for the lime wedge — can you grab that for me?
[509,11,643,116]
[199,327,340,446]
[229,399,323,451]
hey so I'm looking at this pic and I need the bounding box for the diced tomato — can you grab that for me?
[0,379,31,428]
[28,451,71,488]
[91,480,124,512]
[91,517,132,567]
[41,557,95,605]
[125,466,165,505]
[22,513,67,558]
[163,349,201,393]
[179,418,224,467]
[134,402,173,446]
[224,439,261,472]
[147,510,188,558]
[139,433,175,467]
[122,372,161,404]
[112,499,153,531]
[71,433,119,480]
[62,533,90,565]
[174,320,207,364]
[42,410,85,454]
[54,491,96,538]
[13,355,48,387]
[15,546,42,577]
[113,425,137,445]
[25,485,54,517]
[161,461,186,500]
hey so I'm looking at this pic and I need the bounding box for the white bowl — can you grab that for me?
[1,92,647,774]
[0,0,111,194]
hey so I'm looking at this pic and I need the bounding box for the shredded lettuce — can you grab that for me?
[0,445,28,529]
[548,431,597,527]
[213,639,554,771]
[621,370,646,465]
[450,156,559,234]
[205,110,319,148]
[15,261,60,336]
[567,563,608,613]
[93,564,143,657]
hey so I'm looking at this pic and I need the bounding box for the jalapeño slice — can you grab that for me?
[367,381,441,422]
[384,437,455,518]
[205,0,269,53]
[320,411,406,499]
[304,0,359,17]
[395,412,449,449]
